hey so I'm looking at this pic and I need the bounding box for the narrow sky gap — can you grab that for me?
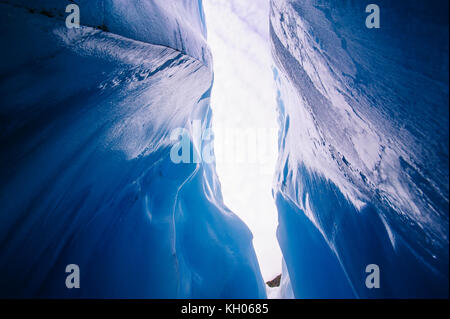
[204,0,282,282]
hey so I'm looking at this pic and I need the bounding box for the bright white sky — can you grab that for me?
[203,0,282,282]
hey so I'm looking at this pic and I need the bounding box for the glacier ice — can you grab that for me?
[0,0,266,298]
[0,0,448,300]
[271,0,449,298]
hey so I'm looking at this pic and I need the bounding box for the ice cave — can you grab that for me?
[0,0,448,298]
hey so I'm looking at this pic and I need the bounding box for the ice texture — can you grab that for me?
[271,0,449,298]
[1,0,448,299]
[0,1,265,298]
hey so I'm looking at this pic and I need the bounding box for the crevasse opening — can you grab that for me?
[203,0,283,291]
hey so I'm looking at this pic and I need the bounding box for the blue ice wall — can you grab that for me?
[0,1,266,298]
[271,0,449,298]
[0,0,211,66]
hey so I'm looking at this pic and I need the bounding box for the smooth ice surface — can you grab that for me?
[0,0,266,298]
[271,0,449,298]
[0,0,211,66]
[203,0,282,283]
